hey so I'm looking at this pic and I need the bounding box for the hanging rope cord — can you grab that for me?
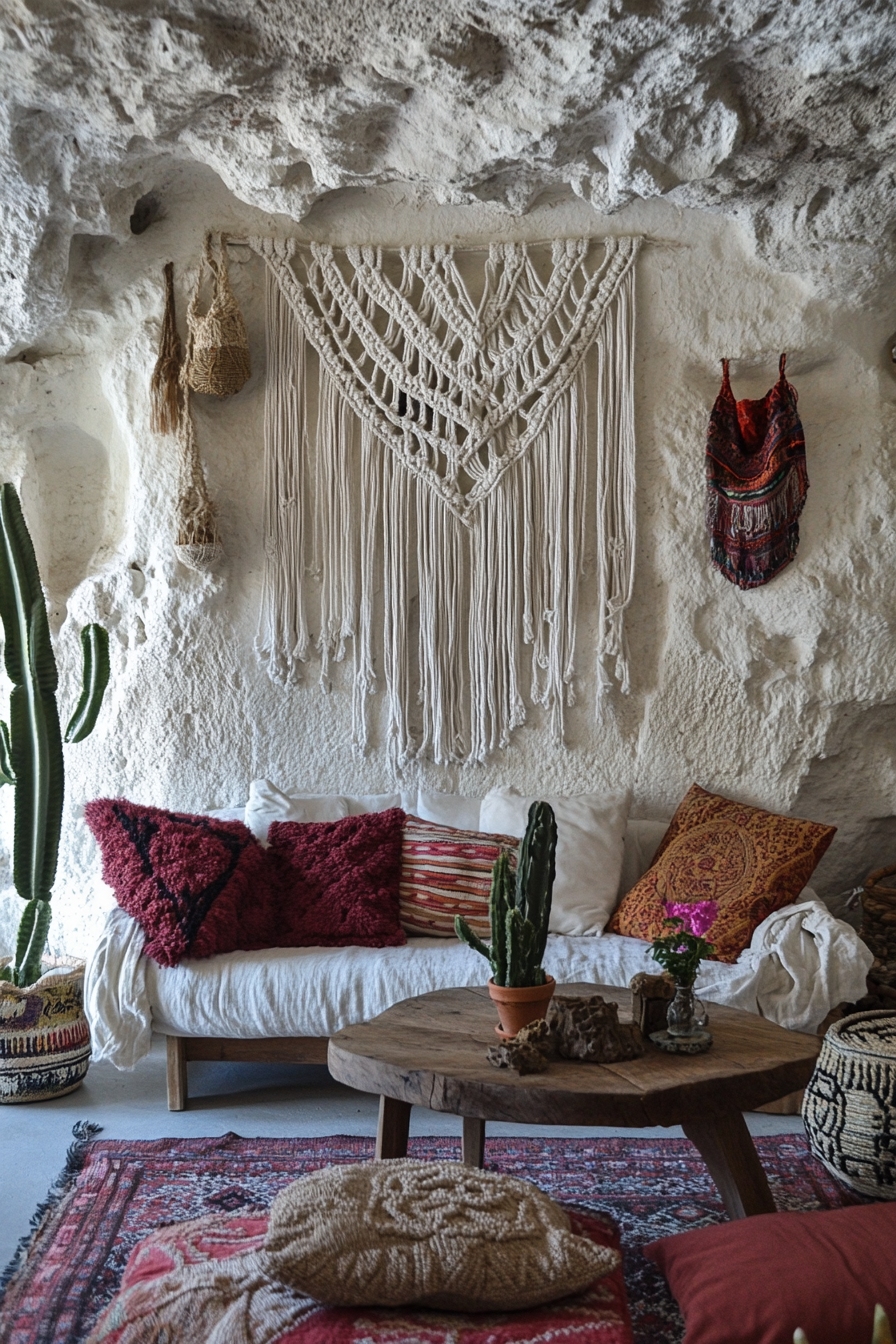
[249,234,640,767]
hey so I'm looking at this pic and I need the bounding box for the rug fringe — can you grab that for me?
[0,1120,102,1304]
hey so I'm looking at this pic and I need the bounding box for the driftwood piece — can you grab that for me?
[486,1019,553,1074]
[549,994,644,1063]
[630,972,676,1036]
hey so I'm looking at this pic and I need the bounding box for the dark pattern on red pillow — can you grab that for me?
[85,798,275,966]
[269,809,406,948]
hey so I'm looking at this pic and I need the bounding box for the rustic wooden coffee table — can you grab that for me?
[328,982,822,1220]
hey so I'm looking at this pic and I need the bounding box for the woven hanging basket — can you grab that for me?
[183,233,251,398]
[802,1008,896,1198]
[175,540,223,572]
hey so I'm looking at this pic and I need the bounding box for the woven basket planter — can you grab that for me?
[0,957,91,1104]
[174,540,223,572]
[802,1009,896,1198]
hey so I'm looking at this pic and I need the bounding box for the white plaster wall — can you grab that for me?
[1,161,895,959]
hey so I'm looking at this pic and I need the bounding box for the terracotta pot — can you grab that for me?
[0,957,90,1103]
[488,975,556,1040]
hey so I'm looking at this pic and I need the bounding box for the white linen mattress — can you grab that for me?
[86,898,873,1070]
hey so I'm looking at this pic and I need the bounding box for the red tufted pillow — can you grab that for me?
[268,809,406,948]
[85,798,276,966]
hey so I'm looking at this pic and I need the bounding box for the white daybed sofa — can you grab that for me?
[84,787,873,1110]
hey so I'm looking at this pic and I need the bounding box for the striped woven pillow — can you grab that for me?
[400,815,519,938]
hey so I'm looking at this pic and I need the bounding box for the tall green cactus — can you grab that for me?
[455,800,557,987]
[0,484,110,988]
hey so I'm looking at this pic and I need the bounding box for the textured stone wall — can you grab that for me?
[1,1,895,957]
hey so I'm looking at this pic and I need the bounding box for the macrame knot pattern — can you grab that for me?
[249,234,640,768]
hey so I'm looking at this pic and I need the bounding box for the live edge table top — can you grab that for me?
[327,983,822,1129]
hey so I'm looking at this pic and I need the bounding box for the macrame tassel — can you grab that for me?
[416,477,467,764]
[150,262,182,435]
[314,368,357,688]
[595,258,637,709]
[381,449,412,772]
[352,423,380,756]
[256,264,309,678]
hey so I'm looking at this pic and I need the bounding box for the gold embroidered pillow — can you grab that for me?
[607,784,835,962]
[400,815,518,938]
[263,1159,619,1310]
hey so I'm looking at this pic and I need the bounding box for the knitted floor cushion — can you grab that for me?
[85,1180,630,1344]
[265,1159,619,1309]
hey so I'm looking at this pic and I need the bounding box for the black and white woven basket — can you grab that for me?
[802,1009,896,1199]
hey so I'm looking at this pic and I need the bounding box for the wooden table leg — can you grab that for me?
[376,1095,412,1159]
[682,1111,776,1219]
[462,1117,486,1168]
[166,1035,188,1112]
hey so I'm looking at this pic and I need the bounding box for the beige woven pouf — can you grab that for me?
[802,1009,896,1199]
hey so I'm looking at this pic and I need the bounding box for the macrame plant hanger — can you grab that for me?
[247,234,640,769]
[149,253,225,572]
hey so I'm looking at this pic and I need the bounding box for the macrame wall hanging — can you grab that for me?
[247,234,640,768]
[705,354,808,590]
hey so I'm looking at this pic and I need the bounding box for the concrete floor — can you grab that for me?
[0,1034,804,1273]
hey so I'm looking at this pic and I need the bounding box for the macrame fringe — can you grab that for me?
[251,235,639,767]
[150,261,182,435]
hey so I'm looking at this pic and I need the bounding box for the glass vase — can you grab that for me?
[666,980,700,1038]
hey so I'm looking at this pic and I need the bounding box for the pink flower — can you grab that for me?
[663,900,718,938]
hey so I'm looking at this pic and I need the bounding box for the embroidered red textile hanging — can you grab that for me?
[705,353,809,590]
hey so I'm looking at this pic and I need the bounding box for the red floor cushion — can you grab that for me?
[644,1200,896,1344]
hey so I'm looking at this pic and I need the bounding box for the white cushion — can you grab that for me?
[414,791,481,831]
[206,806,247,822]
[344,792,415,815]
[617,819,670,903]
[480,786,631,936]
[244,779,348,842]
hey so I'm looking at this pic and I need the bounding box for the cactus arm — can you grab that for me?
[0,721,13,785]
[10,609,64,903]
[0,487,64,907]
[0,485,54,691]
[517,801,556,963]
[65,624,110,743]
[454,915,492,963]
[489,851,514,986]
[15,897,51,988]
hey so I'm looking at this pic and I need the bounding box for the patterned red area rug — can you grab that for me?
[0,1129,864,1344]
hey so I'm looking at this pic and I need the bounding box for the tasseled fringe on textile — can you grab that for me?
[253,238,639,768]
[706,463,808,536]
[150,262,182,435]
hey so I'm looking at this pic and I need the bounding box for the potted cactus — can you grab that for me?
[0,483,110,1102]
[455,800,558,1038]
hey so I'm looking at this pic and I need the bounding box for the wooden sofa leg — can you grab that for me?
[166,1035,188,1111]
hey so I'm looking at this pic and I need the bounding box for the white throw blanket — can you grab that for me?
[85,897,872,1070]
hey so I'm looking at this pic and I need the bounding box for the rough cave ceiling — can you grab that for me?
[1,0,894,352]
